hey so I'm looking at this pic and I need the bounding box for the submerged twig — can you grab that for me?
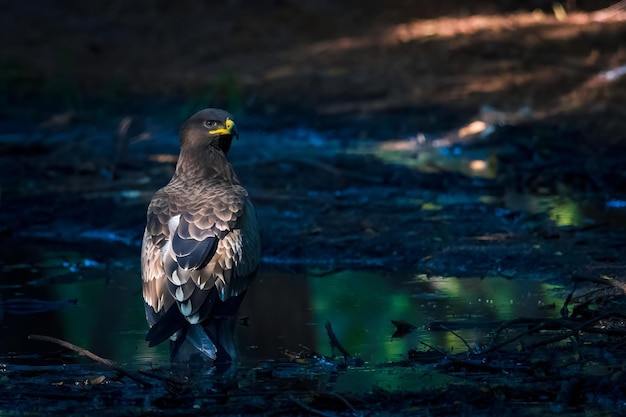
[440,325,474,353]
[419,340,448,356]
[325,320,351,359]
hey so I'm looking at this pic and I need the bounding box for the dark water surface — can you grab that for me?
[0,240,564,391]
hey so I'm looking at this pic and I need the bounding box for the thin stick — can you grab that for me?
[440,325,473,353]
[485,312,626,353]
[325,320,351,359]
[29,334,114,366]
[28,334,153,388]
[482,321,552,354]
[486,318,545,350]
[571,272,626,294]
[527,312,626,349]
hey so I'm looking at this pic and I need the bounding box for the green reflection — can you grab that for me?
[308,271,410,362]
[47,270,169,364]
[0,238,168,365]
[308,272,563,362]
[50,279,105,351]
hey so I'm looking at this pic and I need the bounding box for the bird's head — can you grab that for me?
[180,108,239,154]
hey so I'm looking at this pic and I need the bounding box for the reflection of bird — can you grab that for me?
[141,109,260,369]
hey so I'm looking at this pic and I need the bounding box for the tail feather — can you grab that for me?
[145,304,187,347]
[186,324,217,359]
[146,291,245,366]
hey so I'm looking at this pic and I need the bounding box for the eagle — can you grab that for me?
[141,108,260,369]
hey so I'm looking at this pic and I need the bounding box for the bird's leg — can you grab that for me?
[205,316,238,374]
[170,326,212,365]
[217,316,238,366]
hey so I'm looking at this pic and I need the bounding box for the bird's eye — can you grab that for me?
[204,120,217,128]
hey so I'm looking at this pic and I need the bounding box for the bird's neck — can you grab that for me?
[174,146,238,183]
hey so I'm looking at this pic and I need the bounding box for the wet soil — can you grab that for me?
[2,1,626,415]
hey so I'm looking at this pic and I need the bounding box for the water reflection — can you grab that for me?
[1,250,564,389]
[0,194,602,390]
[241,270,562,364]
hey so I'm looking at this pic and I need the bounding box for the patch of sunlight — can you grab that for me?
[427,276,463,298]
[548,196,585,227]
[479,195,500,205]
[420,202,442,211]
[459,120,489,137]
[368,138,497,180]
[302,11,619,59]
[381,12,613,46]
[505,191,595,228]
[552,3,568,21]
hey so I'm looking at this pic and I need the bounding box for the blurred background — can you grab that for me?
[2,0,625,131]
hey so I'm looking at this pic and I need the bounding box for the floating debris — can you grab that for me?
[391,319,417,338]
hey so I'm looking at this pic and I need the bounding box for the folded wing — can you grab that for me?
[141,182,260,351]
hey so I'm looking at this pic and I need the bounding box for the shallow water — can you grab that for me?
[0,243,564,390]
[240,269,563,362]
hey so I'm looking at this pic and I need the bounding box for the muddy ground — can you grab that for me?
[1,1,626,416]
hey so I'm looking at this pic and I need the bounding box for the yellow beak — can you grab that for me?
[209,118,239,139]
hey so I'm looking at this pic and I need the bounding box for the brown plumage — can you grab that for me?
[141,108,260,367]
